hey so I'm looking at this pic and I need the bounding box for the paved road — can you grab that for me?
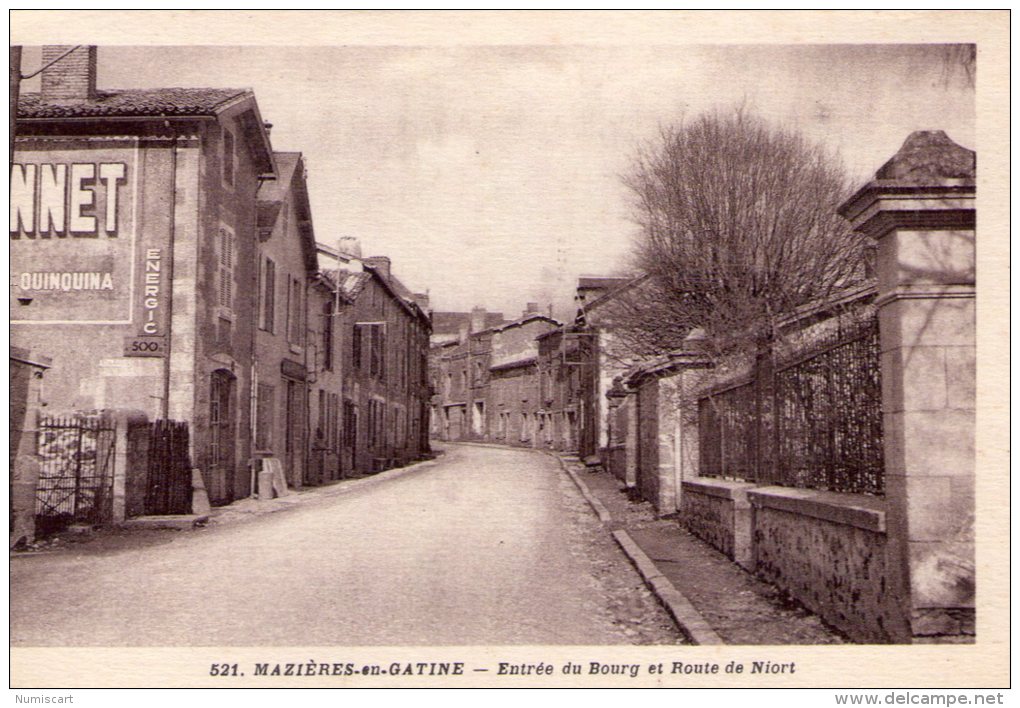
[11,443,682,646]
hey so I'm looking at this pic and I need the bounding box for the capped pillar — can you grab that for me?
[839,130,976,642]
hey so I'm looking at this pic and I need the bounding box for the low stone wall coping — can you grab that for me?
[747,486,887,533]
[683,477,756,507]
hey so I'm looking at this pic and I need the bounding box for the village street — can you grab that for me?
[10,444,682,646]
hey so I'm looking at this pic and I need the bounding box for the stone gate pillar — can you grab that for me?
[10,347,51,548]
[839,131,976,642]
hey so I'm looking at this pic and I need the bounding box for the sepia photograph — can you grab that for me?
[8,10,1009,693]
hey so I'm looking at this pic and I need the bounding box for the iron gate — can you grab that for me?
[36,415,116,528]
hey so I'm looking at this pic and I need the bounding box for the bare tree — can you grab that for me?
[610,108,866,360]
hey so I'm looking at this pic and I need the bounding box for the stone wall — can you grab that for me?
[749,487,895,643]
[681,478,753,568]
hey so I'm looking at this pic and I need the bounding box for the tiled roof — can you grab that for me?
[577,276,630,291]
[490,353,538,371]
[431,311,507,335]
[337,271,372,302]
[17,88,250,119]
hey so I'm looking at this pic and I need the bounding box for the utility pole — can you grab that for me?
[10,45,21,160]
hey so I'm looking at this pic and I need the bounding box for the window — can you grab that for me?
[368,398,385,450]
[217,227,235,311]
[322,300,334,371]
[255,383,275,451]
[352,324,363,370]
[343,399,357,449]
[259,257,275,332]
[222,128,235,187]
[368,324,386,381]
[317,389,327,442]
[374,326,385,380]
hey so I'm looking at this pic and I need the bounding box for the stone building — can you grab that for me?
[253,152,319,489]
[428,305,559,446]
[430,307,506,347]
[11,46,276,505]
[318,243,432,474]
[10,46,433,516]
[534,326,584,452]
[484,311,560,447]
[572,275,640,463]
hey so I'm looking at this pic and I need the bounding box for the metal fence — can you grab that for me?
[36,414,116,527]
[698,313,884,495]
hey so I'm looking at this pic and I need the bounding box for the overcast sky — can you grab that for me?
[20,44,975,320]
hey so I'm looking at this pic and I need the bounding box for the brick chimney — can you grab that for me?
[41,45,97,103]
[364,256,391,282]
[523,302,539,317]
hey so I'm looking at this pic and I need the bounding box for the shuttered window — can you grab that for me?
[217,227,234,310]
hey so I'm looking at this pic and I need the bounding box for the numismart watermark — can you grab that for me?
[835,692,1005,705]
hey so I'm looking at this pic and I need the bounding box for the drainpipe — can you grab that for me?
[251,174,273,497]
[161,126,177,420]
[304,273,312,486]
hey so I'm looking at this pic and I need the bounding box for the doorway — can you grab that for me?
[209,369,236,506]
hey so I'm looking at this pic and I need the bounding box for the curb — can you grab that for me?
[548,452,725,646]
[319,458,438,499]
[209,457,439,525]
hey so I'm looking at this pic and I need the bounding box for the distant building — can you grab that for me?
[430,307,506,347]
[535,325,584,452]
[429,302,559,447]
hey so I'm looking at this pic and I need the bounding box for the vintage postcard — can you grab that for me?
[7,10,1009,692]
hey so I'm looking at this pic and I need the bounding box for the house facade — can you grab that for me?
[11,47,434,517]
[253,152,320,489]
[572,276,633,463]
[319,244,432,475]
[534,326,583,452]
[11,46,276,505]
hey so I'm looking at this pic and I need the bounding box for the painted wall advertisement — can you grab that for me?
[9,138,168,355]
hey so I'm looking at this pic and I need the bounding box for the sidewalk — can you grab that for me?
[558,454,846,645]
[206,455,440,526]
[12,455,440,556]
